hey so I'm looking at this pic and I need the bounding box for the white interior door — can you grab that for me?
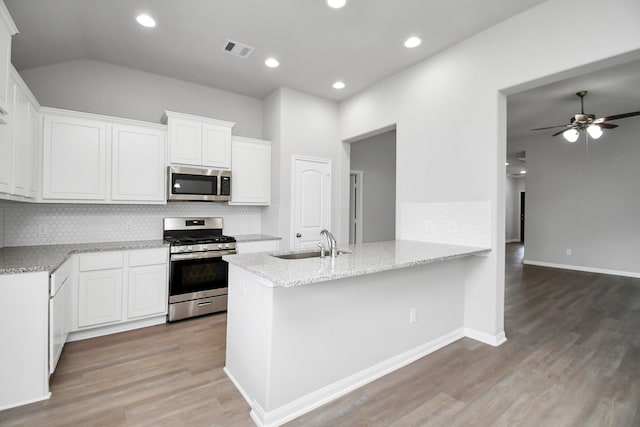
[292,156,331,249]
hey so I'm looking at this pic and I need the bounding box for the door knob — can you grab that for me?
[296,233,302,238]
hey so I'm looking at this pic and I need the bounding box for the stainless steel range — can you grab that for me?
[163,217,236,322]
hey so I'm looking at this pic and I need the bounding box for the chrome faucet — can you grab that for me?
[320,229,337,258]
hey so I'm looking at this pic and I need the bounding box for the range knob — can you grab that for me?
[218,244,223,249]
[187,245,193,252]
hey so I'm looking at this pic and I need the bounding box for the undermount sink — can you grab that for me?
[272,250,350,260]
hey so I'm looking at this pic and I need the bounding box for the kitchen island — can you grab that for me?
[223,240,492,427]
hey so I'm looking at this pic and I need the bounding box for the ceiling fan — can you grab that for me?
[530,91,640,142]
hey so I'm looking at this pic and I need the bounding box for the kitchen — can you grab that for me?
[1,0,640,426]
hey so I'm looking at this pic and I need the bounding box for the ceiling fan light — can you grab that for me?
[563,128,579,143]
[587,124,603,139]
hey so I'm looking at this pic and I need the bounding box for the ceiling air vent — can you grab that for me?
[222,39,254,59]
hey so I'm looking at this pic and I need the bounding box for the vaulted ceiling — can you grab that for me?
[6,0,547,101]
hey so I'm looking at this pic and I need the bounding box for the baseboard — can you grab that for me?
[464,328,507,346]
[67,315,166,342]
[240,328,466,427]
[523,259,640,279]
[0,392,50,412]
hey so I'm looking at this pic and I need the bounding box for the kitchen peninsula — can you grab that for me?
[223,240,490,427]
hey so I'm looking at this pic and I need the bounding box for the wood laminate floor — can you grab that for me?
[1,243,639,426]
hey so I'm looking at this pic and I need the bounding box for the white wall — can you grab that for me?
[19,59,263,138]
[262,87,346,249]
[2,203,261,246]
[509,118,640,275]
[350,130,396,242]
[338,0,640,338]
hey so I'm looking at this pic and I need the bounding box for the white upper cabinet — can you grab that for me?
[42,112,108,200]
[230,136,271,205]
[111,124,166,202]
[0,74,12,193]
[0,1,17,122]
[11,71,39,198]
[164,111,234,169]
[0,68,40,199]
[42,108,167,204]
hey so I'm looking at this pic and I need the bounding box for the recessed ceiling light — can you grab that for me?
[327,0,347,8]
[136,14,156,28]
[404,36,422,48]
[505,162,509,166]
[332,81,346,89]
[520,170,527,174]
[265,58,280,68]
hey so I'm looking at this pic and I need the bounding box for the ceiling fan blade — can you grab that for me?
[593,111,640,122]
[596,122,618,129]
[530,124,569,131]
[551,128,569,137]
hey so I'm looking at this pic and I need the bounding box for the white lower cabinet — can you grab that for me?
[49,258,74,375]
[72,247,168,338]
[78,269,124,327]
[78,252,124,327]
[0,271,50,411]
[127,248,168,319]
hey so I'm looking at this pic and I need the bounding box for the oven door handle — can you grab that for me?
[170,250,236,261]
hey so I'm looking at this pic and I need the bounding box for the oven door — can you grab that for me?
[169,251,232,303]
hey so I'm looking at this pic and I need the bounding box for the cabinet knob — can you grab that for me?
[296,233,302,238]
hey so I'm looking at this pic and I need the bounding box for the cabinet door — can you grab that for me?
[128,264,167,319]
[111,124,166,201]
[26,105,39,198]
[202,123,231,169]
[230,138,271,205]
[43,115,108,200]
[168,117,201,166]
[78,269,123,327]
[0,19,11,116]
[11,82,28,196]
[0,79,12,193]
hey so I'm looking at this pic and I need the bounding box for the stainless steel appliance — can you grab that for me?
[168,166,231,202]
[163,217,236,322]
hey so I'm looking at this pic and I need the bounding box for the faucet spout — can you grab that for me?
[320,229,337,258]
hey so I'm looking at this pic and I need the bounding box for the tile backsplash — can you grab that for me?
[398,201,491,247]
[2,202,262,247]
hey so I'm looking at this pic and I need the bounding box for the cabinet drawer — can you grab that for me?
[129,247,168,267]
[79,251,124,271]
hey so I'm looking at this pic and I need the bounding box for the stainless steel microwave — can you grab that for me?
[168,166,231,202]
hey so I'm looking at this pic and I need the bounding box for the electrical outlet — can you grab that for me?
[38,223,48,236]
[409,307,418,324]
[566,248,572,255]
[125,220,134,232]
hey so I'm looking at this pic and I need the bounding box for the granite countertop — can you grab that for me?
[0,240,168,275]
[223,240,490,287]
[233,234,282,243]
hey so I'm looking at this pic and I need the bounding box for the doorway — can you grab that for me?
[348,129,396,243]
